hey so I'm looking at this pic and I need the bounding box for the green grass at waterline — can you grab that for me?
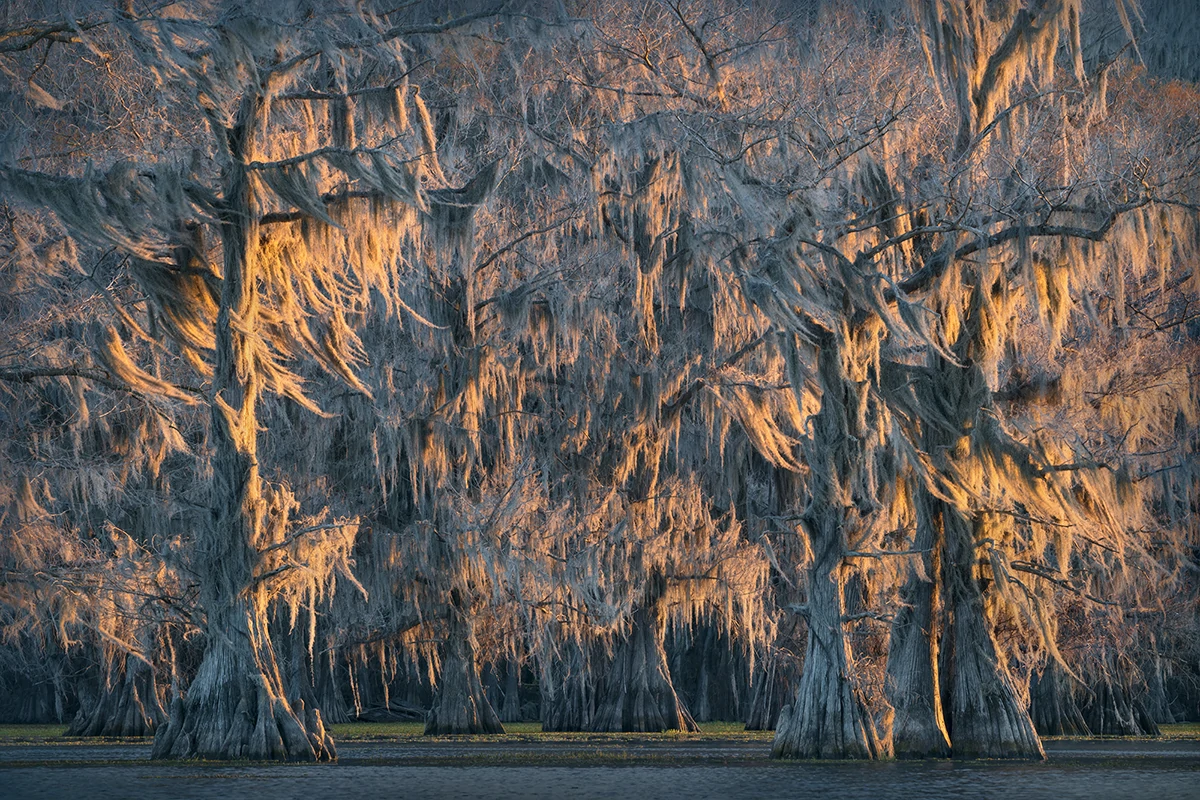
[330,720,771,742]
[1,720,1197,746]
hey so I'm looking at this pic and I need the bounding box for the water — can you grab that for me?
[2,739,1197,799]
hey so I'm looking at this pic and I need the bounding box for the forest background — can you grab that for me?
[1,0,1199,762]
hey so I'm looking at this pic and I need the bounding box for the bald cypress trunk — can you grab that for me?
[772,527,884,758]
[772,341,887,760]
[745,650,794,730]
[425,605,504,735]
[540,640,596,732]
[485,660,523,723]
[1030,660,1090,736]
[886,493,951,757]
[942,509,1043,759]
[592,586,699,733]
[69,652,165,738]
[153,100,334,761]
[1079,651,1160,736]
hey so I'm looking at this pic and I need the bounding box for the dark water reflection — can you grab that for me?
[3,739,1197,799]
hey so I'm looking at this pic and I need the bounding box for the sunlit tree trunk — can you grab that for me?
[941,505,1043,759]
[153,98,333,761]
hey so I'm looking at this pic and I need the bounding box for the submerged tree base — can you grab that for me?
[152,668,335,761]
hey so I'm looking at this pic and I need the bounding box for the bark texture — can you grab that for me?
[771,541,885,758]
[1078,652,1160,736]
[772,341,888,760]
[591,599,699,733]
[1030,660,1090,736]
[69,653,165,738]
[540,641,596,732]
[943,510,1043,759]
[424,610,504,735]
[886,496,951,757]
[153,103,333,760]
[745,650,795,730]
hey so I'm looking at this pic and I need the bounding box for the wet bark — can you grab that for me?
[424,608,504,735]
[591,592,699,733]
[153,97,333,761]
[69,653,165,737]
[886,496,951,757]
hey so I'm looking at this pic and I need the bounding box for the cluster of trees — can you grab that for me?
[1,0,1198,762]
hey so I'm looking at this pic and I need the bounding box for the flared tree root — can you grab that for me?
[591,611,699,733]
[69,655,165,738]
[152,673,335,761]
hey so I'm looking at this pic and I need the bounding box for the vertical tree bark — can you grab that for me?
[942,508,1044,759]
[772,341,888,760]
[425,602,505,735]
[1030,660,1090,736]
[1143,653,1177,726]
[499,661,523,723]
[772,528,885,758]
[591,577,699,733]
[540,640,596,732]
[69,652,165,738]
[691,627,713,723]
[886,496,951,757]
[153,97,334,761]
[745,649,795,730]
[1078,650,1160,736]
[916,281,1043,760]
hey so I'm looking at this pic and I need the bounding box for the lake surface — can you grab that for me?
[3,738,1198,799]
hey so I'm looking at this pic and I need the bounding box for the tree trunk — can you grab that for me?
[1030,660,1090,736]
[592,595,699,733]
[942,510,1044,759]
[1079,650,1160,736]
[424,609,504,735]
[745,649,795,730]
[886,495,951,757]
[693,639,712,723]
[500,661,522,723]
[772,340,887,760]
[540,640,596,732]
[279,619,351,726]
[69,652,165,737]
[772,534,885,758]
[1143,653,1177,726]
[153,98,334,761]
